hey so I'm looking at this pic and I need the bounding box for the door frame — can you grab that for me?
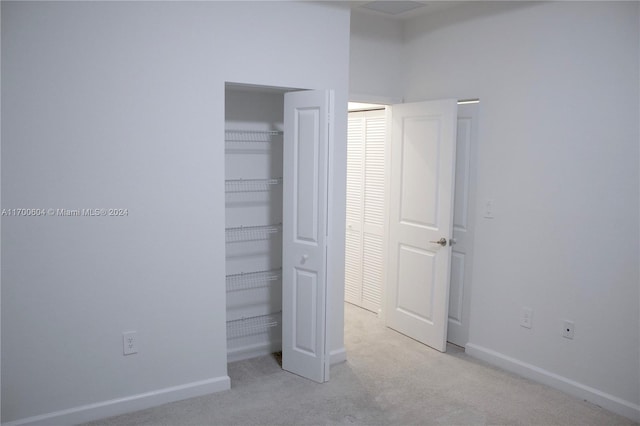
[346,95,479,345]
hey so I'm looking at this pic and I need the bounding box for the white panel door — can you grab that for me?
[282,90,330,383]
[386,99,458,353]
[447,103,479,348]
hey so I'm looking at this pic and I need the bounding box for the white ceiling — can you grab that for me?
[360,1,427,16]
[351,1,464,20]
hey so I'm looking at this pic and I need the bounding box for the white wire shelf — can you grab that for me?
[225,130,283,144]
[227,313,281,339]
[226,268,282,292]
[225,178,282,193]
[225,224,282,243]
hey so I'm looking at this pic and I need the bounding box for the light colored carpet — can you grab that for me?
[84,303,636,425]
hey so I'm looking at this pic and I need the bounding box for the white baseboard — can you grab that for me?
[227,343,345,366]
[330,347,347,365]
[3,376,231,426]
[465,343,640,422]
[227,341,282,363]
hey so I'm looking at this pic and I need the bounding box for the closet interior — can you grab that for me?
[225,84,286,363]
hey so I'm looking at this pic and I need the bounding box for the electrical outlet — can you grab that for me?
[562,320,575,339]
[520,307,533,329]
[123,331,138,355]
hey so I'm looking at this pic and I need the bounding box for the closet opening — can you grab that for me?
[224,82,333,383]
[225,83,288,364]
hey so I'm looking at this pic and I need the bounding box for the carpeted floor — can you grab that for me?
[85,303,636,425]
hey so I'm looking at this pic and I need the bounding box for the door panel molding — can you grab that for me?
[282,90,331,383]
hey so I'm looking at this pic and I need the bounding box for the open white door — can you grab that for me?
[282,90,331,383]
[386,99,458,352]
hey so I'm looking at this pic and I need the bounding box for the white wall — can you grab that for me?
[1,1,349,423]
[349,11,403,102]
[350,0,640,419]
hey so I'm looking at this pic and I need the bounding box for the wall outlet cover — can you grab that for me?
[520,307,533,329]
[123,331,138,355]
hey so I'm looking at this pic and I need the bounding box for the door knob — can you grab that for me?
[301,254,309,264]
[430,237,448,247]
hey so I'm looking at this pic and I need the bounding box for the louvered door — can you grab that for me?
[345,114,364,306]
[345,109,386,313]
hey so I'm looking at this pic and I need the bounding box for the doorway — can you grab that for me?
[344,99,479,350]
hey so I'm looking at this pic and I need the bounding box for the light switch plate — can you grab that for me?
[484,199,495,219]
